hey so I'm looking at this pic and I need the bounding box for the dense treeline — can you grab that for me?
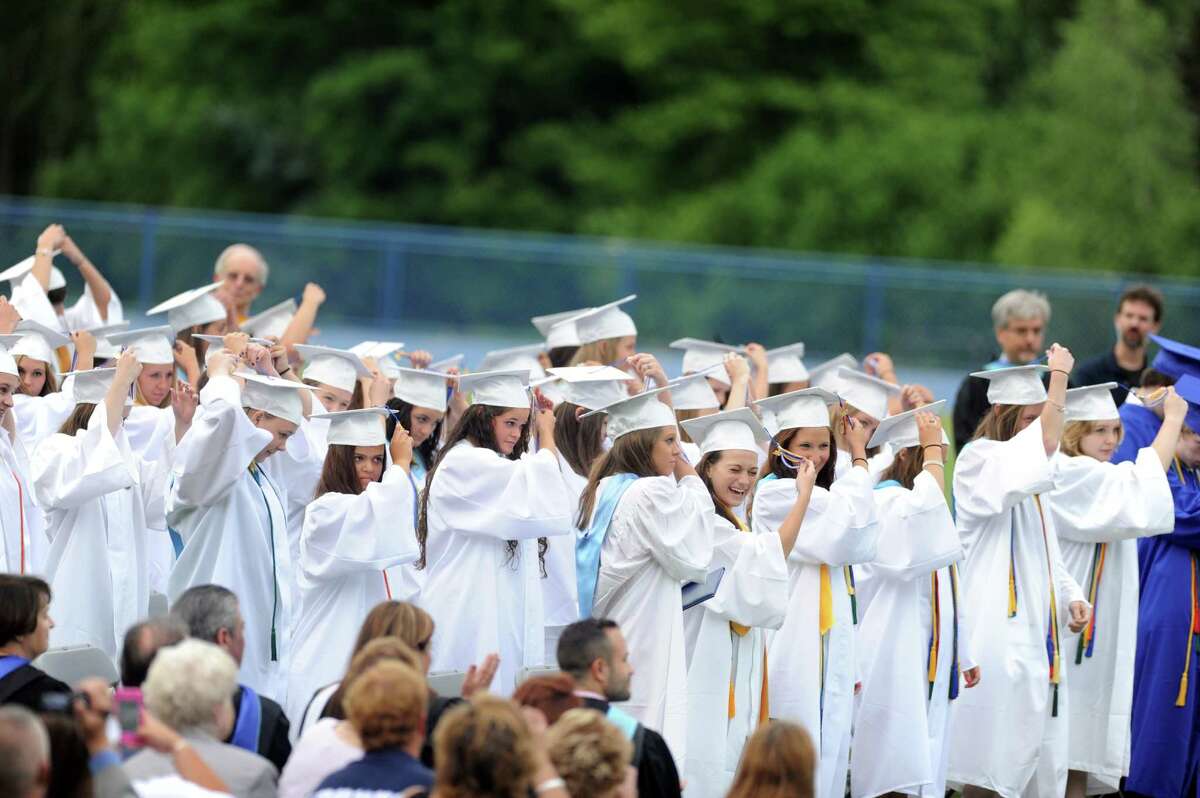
[4,0,1200,276]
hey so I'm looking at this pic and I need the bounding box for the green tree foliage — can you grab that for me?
[6,0,1199,276]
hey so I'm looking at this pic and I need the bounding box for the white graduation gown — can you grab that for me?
[851,471,964,798]
[422,441,572,696]
[1048,448,1173,793]
[13,385,76,455]
[590,474,716,764]
[32,403,168,662]
[947,419,1086,798]
[120,405,178,593]
[0,426,44,575]
[542,450,587,662]
[752,467,879,798]
[286,466,421,724]
[166,375,295,703]
[10,271,123,333]
[682,514,788,798]
[260,415,326,570]
[833,447,894,484]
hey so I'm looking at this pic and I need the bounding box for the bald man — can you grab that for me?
[213,244,269,324]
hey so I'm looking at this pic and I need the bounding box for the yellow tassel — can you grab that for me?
[1178,672,1189,708]
[728,677,737,719]
[819,565,834,635]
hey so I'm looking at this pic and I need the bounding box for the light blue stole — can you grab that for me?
[576,473,638,618]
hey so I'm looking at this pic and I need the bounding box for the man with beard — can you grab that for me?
[1073,284,1164,405]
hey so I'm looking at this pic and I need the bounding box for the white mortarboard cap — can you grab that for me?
[107,326,176,365]
[667,371,721,411]
[478,344,546,379]
[147,283,226,332]
[0,343,17,379]
[753,387,840,432]
[867,400,948,450]
[295,344,372,393]
[808,354,859,392]
[970,364,1049,406]
[393,368,452,411]
[532,306,589,349]
[48,266,66,291]
[766,343,809,384]
[240,373,309,427]
[582,385,676,441]
[192,333,272,349]
[568,295,637,344]
[84,321,131,360]
[1065,383,1120,422]
[241,299,297,339]
[8,320,69,365]
[311,407,391,447]
[547,366,631,411]
[59,368,130,406]
[459,369,531,409]
[349,341,406,379]
[669,338,743,386]
[836,366,901,421]
[681,407,770,456]
[0,254,66,291]
[429,353,464,372]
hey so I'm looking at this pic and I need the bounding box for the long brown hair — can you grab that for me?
[417,404,544,571]
[315,443,386,500]
[15,355,57,397]
[759,427,838,490]
[877,445,925,489]
[575,426,664,528]
[176,327,207,372]
[971,403,1028,443]
[696,451,743,528]
[386,396,442,470]
[553,402,606,478]
[726,720,815,798]
[57,403,97,437]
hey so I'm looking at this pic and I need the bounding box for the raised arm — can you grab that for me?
[277,282,324,350]
[722,353,750,411]
[775,460,817,556]
[105,350,141,437]
[1041,344,1074,456]
[61,235,114,320]
[32,224,64,291]
[744,343,770,402]
[1151,388,1188,469]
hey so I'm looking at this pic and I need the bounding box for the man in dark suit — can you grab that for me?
[557,618,682,798]
[171,584,292,771]
[0,575,69,710]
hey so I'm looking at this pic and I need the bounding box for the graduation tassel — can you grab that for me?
[1052,683,1059,718]
[927,571,940,700]
[1007,521,1018,618]
[1076,542,1106,665]
[844,566,858,625]
[1180,553,1198,707]
[949,564,961,701]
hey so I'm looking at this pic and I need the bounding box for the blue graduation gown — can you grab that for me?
[1116,404,1200,795]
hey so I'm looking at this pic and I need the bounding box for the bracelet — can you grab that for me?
[1051,369,1070,378]
[923,461,945,469]
[921,444,942,452]
[278,367,291,376]
[852,457,868,466]
[35,248,53,256]
[535,778,567,794]
[1047,400,1065,413]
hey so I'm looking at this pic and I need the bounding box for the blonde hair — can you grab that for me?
[345,660,427,751]
[1060,419,1124,457]
[675,407,708,443]
[569,338,622,368]
[726,720,815,798]
[142,640,237,735]
[972,403,1029,443]
[433,694,537,798]
[545,709,631,798]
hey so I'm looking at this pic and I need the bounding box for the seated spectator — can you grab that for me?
[281,637,422,798]
[429,694,568,798]
[725,721,815,798]
[0,705,50,798]
[119,617,188,687]
[512,673,582,725]
[123,640,277,798]
[313,661,434,797]
[0,575,69,710]
[557,617,682,798]
[545,708,632,798]
[172,584,292,771]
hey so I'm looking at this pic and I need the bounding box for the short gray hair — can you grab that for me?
[0,705,48,796]
[214,243,269,286]
[991,289,1051,329]
[171,584,241,644]
[143,639,238,735]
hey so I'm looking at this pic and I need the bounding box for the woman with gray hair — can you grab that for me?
[123,639,278,798]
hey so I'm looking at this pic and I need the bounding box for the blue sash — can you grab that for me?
[875,479,902,490]
[606,705,639,740]
[230,684,262,752]
[576,473,638,618]
[0,656,29,681]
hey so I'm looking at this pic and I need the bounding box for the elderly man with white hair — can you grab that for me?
[0,705,49,798]
[123,639,277,797]
[213,244,268,325]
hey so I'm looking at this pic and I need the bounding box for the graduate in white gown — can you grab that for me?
[948,349,1093,798]
[566,295,639,371]
[167,333,310,702]
[418,368,572,696]
[831,365,900,482]
[577,385,716,763]
[31,355,172,662]
[671,338,745,408]
[851,402,977,798]
[0,343,42,576]
[672,355,751,465]
[145,283,231,389]
[750,387,878,798]
[762,342,810,396]
[541,365,632,662]
[286,408,421,724]
[1049,383,1182,798]
[5,320,81,454]
[106,327,181,462]
[679,408,803,798]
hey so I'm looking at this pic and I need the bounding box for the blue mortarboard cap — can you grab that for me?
[1174,374,1200,433]
[1150,335,1200,380]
